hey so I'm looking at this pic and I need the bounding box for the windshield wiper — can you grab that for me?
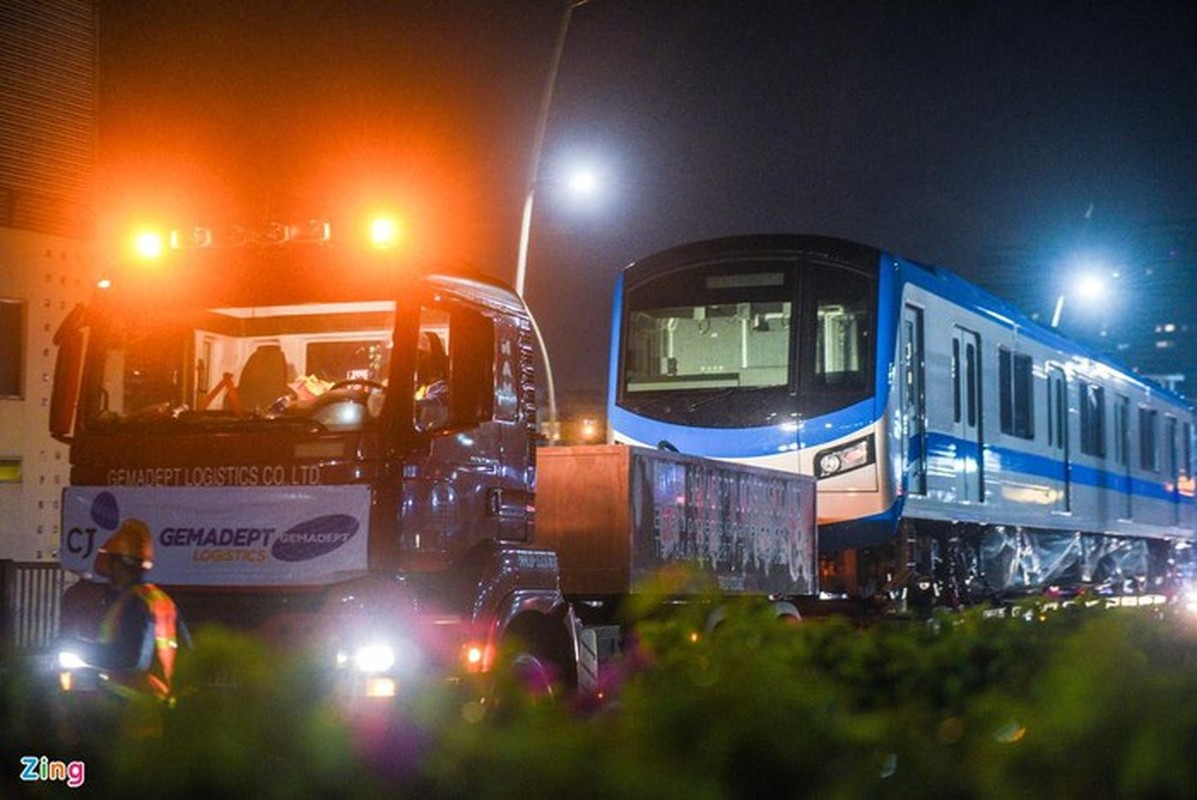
[686,388,740,412]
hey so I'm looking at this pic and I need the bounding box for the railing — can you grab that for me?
[0,560,66,651]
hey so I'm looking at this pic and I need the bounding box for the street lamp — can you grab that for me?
[514,0,593,443]
[1051,271,1107,329]
[566,165,600,197]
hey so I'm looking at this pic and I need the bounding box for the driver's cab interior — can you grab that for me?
[194,303,455,434]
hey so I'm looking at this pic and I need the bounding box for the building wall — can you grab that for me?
[0,0,97,562]
[0,233,95,561]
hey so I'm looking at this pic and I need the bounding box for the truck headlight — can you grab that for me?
[352,644,396,674]
[336,637,424,676]
[334,638,427,699]
[58,650,88,670]
[814,435,875,479]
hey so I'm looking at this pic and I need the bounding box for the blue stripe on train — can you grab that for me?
[923,431,1192,507]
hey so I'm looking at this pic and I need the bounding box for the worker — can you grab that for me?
[82,518,190,704]
[415,330,450,431]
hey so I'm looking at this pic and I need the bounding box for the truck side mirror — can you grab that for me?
[50,304,88,443]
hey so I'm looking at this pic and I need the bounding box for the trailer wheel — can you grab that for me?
[771,600,802,624]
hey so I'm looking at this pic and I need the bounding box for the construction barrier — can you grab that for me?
[0,560,65,651]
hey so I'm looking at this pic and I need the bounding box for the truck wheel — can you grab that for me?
[505,651,555,698]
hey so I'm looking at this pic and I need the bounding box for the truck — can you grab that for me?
[50,220,817,699]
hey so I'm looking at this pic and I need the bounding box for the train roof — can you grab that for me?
[621,234,879,284]
[889,248,1192,410]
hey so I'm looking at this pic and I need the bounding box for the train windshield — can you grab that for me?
[82,300,398,432]
[620,254,875,427]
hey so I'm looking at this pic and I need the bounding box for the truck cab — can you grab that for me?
[52,223,576,697]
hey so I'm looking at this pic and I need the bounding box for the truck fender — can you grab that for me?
[493,590,578,692]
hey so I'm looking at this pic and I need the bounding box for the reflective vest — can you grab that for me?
[97,582,181,701]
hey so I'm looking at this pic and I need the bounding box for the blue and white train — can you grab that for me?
[607,235,1196,600]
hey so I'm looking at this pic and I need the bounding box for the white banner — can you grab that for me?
[61,486,372,587]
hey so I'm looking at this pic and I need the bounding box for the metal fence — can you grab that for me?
[0,560,66,651]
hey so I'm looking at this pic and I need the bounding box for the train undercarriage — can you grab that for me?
[821,520,1187,613]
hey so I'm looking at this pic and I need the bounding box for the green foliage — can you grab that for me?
[6,598,1197,798]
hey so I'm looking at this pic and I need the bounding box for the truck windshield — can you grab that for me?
[85,300,397,432]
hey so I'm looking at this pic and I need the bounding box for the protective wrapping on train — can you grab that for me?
[535,445,818,597]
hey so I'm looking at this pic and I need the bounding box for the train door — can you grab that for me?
[1166,415,1180,526]
[951,327,984,504]
[900,305,927,496]
[1114,395,1132,519]
[1047,365,1071,513]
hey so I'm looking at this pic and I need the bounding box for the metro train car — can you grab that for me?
[607,235,1196,601]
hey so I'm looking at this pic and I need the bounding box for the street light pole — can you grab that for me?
[1051,294,1065,328]
[514,0,590,444]
[515,0,590,298]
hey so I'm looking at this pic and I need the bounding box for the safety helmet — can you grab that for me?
[97,518,154,572]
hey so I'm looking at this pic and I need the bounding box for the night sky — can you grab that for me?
[98,0,1197,396]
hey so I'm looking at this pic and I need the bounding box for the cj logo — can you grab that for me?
[64,491,121,561]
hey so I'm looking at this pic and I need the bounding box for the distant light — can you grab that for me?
[96,277,111,290]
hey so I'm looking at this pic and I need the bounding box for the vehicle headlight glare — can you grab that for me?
[58,650,87,670]
[353,644,397,673]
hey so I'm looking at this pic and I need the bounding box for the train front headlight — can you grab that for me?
[815,435,875,479]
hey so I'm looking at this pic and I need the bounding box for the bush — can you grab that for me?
[5,597,1197,798]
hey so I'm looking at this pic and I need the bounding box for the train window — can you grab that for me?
[998,348,1034,439]
[965,340,978,428]
[1183,422,1193,480]
[1079,381,1106,458]
[1047,366,1067,451]
[807,265,872,397]
[1114,395,1131,467]
[1139,408,1160,472]
[952,339,961,423]
[624,299,792,391]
